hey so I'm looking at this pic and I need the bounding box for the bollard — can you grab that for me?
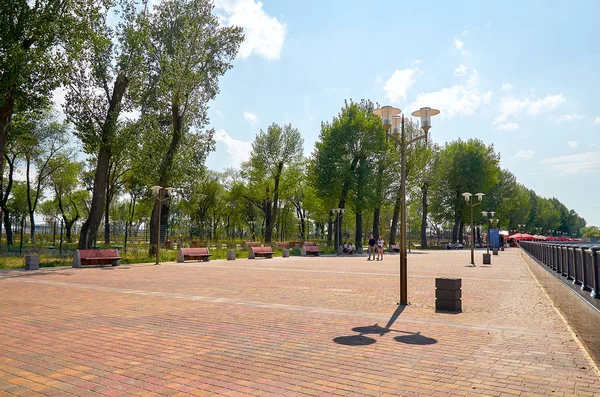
[492,247,498,256]
[227,250,236,260]
[482,253,491,264]
[435,278,462,312]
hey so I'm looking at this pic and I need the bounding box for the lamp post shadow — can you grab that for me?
[333,305,437,346]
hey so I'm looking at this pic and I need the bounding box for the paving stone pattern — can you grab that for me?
[0,249,599,396]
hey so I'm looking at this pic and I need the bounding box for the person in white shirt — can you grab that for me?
[377,235,384,260]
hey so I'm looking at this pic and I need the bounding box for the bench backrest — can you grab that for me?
[305,245,319,251]
[246,242,262,248]
[289,241,304,247]
[79,249,118,259]
[182,247,209,255]
[252,246,273,254]
[276,242,290,248]
[304,241,317,246]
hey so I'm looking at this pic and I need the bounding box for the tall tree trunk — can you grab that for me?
[0,92,14,184]
[104,178,110,245]
[149,103,184,256]
[372,207,380,239]
[25,155,37,244]
[372,161,384,238]
[420,183,429,248]
[355,210,362,252]
[327,212,333,246]
[389,192,401,245]
[1,153,16,247]
[265,163,284,243]
[78,73,128,249]
[3,208,12,246]
[65,221,74,243]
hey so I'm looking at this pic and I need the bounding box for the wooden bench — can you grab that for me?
[73,249,121,268]
[276,242,290,249]
[390,245,400,252]
[245,241,262,249]
[249,246,274,259]
[302,242,320,256]
[289,241,305,248]
[177,247,212,263]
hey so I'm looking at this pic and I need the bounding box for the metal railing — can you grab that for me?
[520,241,600,299]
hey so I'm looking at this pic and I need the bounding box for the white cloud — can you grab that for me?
[494,93,565,124]
[567,141,578,149]
[454,64,468,77]
[593,116,600,124]
[383,67,421,103]
[496,122,519,131]
[213,129,252,168]
[555,113,584,123]
[454,38,464,50]
[514,150,535,160]
[409,69,492,118]
[215,0,286,60]
[243,111,258,126]
[501,83,513,92]
[542,152,600,175]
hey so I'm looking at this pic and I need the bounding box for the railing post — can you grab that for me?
[592,249,600,299]
[574,246,585,286]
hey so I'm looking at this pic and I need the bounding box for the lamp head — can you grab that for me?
[490,211,496,217]
[151,186,162,197]
[475,193,485,202]
[391,116,410,137]
[462,192,472,202]
[481,211,488,217]
[411,107,440,136]
[373,106,401,130]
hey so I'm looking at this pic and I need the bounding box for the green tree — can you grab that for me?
[310,100,385,249]
[20,110,69,243]
[133,0,243,255]
[0,0,105,189]
[68,0,146,249]
[48,156,88,242]
[430,139,501,243]
[244,123,303,243]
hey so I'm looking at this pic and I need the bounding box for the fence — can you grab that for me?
[520,241,600,299]
[520,241,600,367]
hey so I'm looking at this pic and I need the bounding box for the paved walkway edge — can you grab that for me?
[521,249,600,372]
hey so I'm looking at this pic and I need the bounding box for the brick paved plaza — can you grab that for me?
[1,249,599,396]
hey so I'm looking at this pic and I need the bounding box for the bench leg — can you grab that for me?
[112,259,120,267]
[201,257,210,262]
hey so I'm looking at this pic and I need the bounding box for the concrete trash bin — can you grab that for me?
[482,253,491,264]
[282,249,290,258]
[227,250,236,260]
[435,277,462,312]
[25,255,40,271]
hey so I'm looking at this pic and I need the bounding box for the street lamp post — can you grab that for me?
[481,211,498,264]
[151,186,173,265]
[462,192,484,266]
[373,105,440,305]
[518,224,526,234]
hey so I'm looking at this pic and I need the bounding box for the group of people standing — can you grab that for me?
[340,233,385,259]
[368,233,384,261]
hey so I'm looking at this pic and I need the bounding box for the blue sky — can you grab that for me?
[203,0,600,226]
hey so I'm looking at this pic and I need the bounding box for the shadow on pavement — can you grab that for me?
[333,305,437,346]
